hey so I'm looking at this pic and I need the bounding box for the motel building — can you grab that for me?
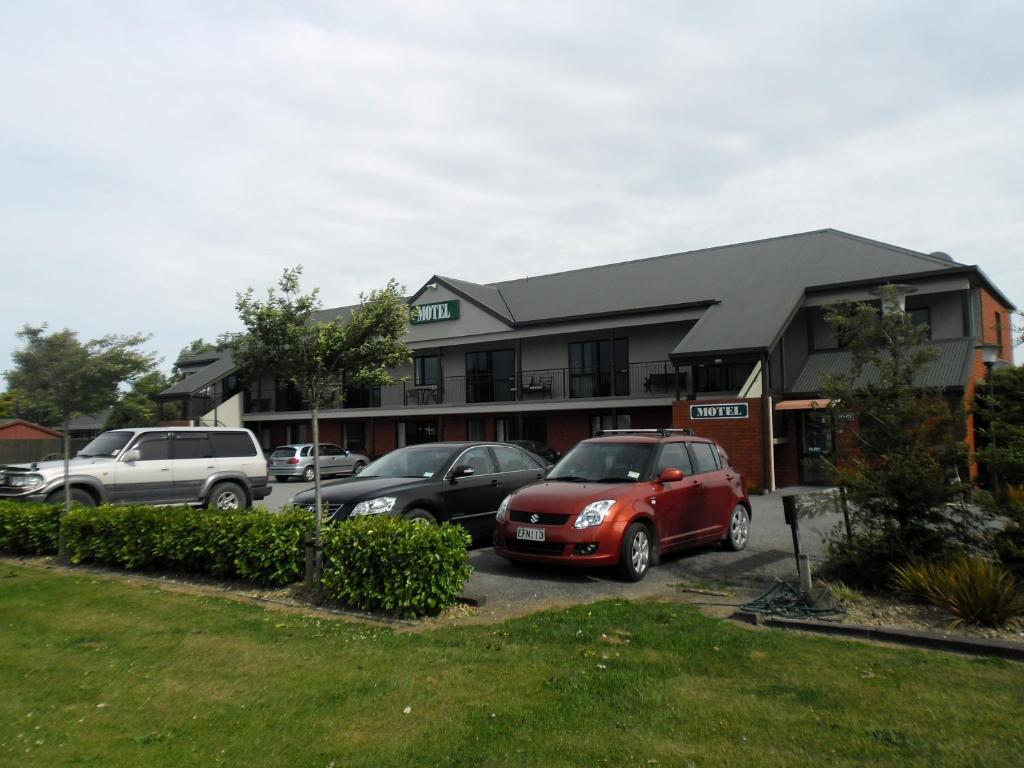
[158,229,1015,492]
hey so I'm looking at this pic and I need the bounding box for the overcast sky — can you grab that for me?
[2,1,1022,376]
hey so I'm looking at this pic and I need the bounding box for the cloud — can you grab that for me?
[1,1,1022,373]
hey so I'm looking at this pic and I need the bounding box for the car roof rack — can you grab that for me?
[594,428,696,437]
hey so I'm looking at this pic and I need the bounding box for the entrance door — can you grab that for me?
[799,411,834,485]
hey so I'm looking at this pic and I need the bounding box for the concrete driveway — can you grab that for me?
[258,480,845,616]
[464,491,846,616]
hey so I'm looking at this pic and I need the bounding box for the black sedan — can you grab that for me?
[289,442,547,537]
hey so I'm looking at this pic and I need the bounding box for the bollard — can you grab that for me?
[798,554,813,595]
[782,494,802,573]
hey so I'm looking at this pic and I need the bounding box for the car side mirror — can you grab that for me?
[344,449,351,456]
[122,449,141,463]
[658,467,684,483]
[450,464,474,483]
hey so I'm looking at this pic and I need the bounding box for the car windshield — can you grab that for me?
[360,445,457,479]
[547,442,654,483]
[77,431,133,458]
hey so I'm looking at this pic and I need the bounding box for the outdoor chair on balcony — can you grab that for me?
[521,375,553,399]
[643,372,676,394]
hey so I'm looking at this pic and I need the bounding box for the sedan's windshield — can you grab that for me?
[77,431,133,458]
[360,446,457,479]
[547,442,655,483]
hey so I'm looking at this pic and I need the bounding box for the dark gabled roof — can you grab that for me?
[788,336,976,393]
[429,276,514,324]
[66,409,112,431]
[159,351,237,397]
[315,229,1003,355]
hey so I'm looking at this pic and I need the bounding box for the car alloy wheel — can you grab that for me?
[618,522,652,581]
[303,466,315,482]
[726,505,750,551]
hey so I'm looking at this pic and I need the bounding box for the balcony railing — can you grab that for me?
[244,360,684,414]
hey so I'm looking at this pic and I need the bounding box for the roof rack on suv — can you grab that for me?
[594,428,696,437]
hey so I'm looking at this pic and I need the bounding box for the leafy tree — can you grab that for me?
[974,365,1024,490]
[105,371,172,429]
[0,389,15,419]
[821,286,983,588]
[233,267,410,589]
[4,324,158,531]
[974,365,1024,578]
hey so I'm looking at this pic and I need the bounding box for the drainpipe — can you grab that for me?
[761,351,774,493]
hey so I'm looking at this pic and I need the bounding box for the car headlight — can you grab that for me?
[496,495,511,523]
[351,496,397,516]
[574,499,616,529]
[10,474,43,489]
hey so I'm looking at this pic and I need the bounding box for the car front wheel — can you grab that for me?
[209,482,245,511]
[618,522,652,582]
[724,505,750,551]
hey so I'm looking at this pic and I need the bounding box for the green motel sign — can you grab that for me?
[410,299,460,324]
[689,403,749,420]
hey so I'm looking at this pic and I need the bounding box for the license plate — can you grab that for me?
[516,526,545,542]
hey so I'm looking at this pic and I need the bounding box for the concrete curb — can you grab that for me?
[731,610,1024,662]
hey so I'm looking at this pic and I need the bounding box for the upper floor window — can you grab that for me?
[693,362,754,393]
[414,355,441,387]
[569,338,628,397]
[995,312,1004,358]
[466,349,516,403]
[907,307,931,339]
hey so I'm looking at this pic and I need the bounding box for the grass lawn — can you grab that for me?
[2,565,1022,767]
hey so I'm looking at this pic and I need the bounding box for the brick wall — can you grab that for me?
[964,288,1016,475]
[672,398,765,491]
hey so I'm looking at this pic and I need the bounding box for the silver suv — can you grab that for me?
[0,427,271,510]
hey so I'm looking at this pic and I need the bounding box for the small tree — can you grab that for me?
[821,286,983,587]
[105,370,172,429]
[233,267,410,589]
[4,325,157,547]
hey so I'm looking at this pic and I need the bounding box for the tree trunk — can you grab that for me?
[59,414,70,560]
[310,405,324,598]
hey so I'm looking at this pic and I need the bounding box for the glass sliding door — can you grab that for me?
[569,338,628,398]
[466,349,515,403]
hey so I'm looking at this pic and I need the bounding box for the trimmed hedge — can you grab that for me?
[322,515,473,618]
[2,501,475,617]
[0,501,61,555]
[59,505,313,586]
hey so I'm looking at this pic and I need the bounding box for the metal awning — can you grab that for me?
[775,398,834,411]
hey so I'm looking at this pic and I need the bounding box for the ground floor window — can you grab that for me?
[495,417,518,441]
[523,416,547,444]
[591,413,630,436]
[397,420,439,447]
[467,418,485,441]
[344,422,366,451]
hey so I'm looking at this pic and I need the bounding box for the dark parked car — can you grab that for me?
[508,440,560,465]
[493,430,751,581]
[290,442,547,537]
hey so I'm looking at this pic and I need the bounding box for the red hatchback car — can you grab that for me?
[493,430,751,581]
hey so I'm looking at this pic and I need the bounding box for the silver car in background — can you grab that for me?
[268,443,369,482]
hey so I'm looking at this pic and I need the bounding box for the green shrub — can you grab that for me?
[993,524,1024,581]
[61,505,312,587]
[322,516,473,618]
[893,556,1024,628]
[0,501,61,555]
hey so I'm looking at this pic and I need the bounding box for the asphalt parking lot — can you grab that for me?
[259,481,845,614]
